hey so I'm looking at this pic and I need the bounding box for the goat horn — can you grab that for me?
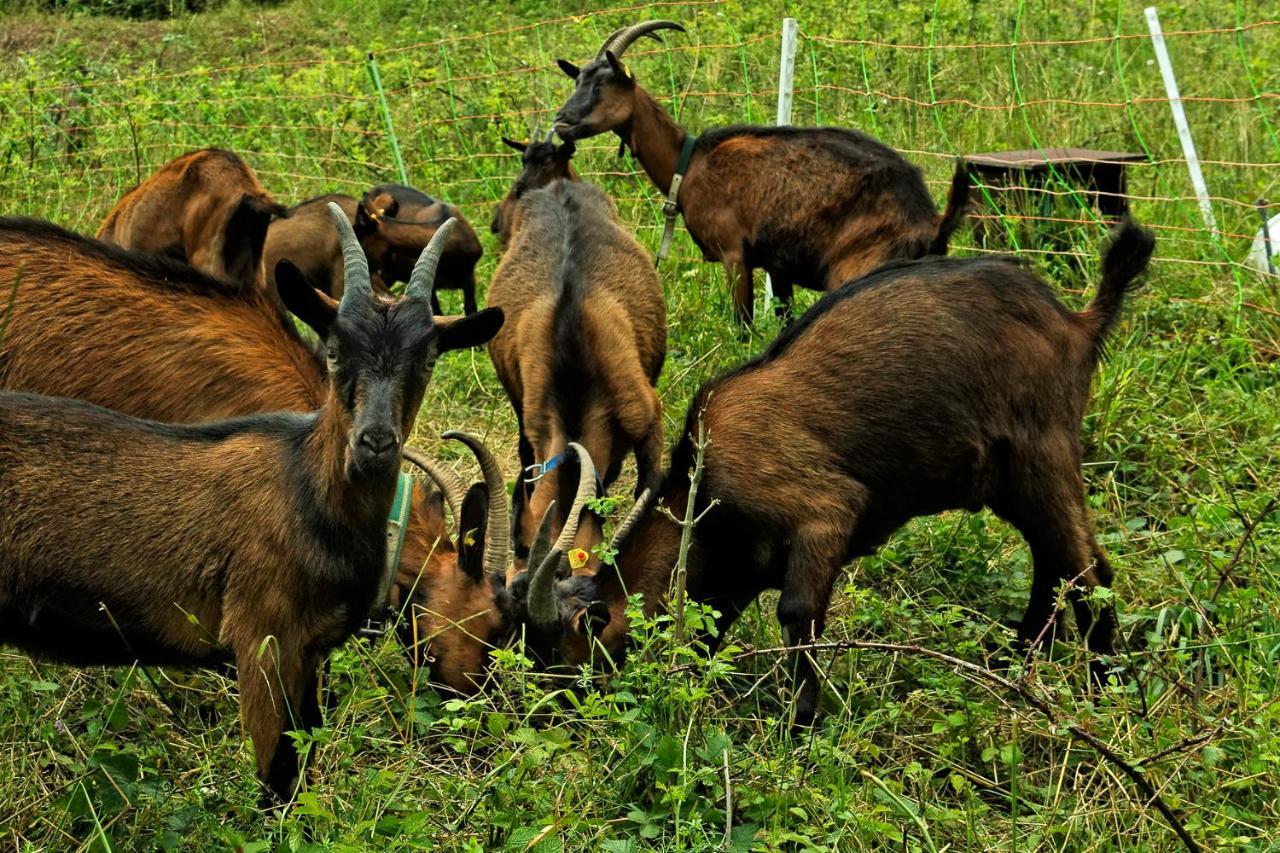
[544,128,555,145]
[443,430,510,580]
[400,446,466,525]
[526,443,598,631]
[608,488,654,551]
[597,20,685,60]
[404,217,458,304]
[327,202,372,313]
[525,501,560,631]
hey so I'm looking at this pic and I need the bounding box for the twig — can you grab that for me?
[1211,492,1279,602]
[1135,694,1280,768]
[668,407,713,645]
[735,639,1201,852]
[721,747,733,850]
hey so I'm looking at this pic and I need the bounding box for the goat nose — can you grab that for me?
[358,430,398,456]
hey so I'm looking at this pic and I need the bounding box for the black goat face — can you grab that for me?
[553,54,635,142]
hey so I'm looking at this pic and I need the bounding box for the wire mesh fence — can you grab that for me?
[0,0,1277,288]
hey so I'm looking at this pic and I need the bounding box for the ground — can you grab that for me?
[0,0,1277,850]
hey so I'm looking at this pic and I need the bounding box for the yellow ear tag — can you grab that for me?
[463,530,477,548]
[569,548,590,570]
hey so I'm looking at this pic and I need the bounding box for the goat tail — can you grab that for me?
[928,159,972,255]
[1079,218,1156,360]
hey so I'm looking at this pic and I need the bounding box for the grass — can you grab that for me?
[1,0,1279,849]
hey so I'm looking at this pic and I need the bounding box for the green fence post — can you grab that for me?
[367,52,409,186]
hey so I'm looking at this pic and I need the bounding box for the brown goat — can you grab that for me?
[265,185,483,313]
[486,179,665,574]
[527,221,1156,726]
[0,208,503,801]
[0,217,506,698]
[553,21,971,324]
[97,148,284,288]
[490,133,579,249]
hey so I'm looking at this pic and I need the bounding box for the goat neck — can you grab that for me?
[624,87,692,197]
[304,392,396,523]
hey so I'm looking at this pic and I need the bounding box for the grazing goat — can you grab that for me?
[486,180,665,573]
[491,132,578,248]
[265,185,482,313]
[97,148,284,288]
[553,21,971,324]
[0,208,503,800]
[526,221,1156,726]
[0,217,501,695]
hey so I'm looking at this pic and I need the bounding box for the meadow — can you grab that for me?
[1,0,1278,849]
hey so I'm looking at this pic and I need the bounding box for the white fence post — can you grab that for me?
[764,17,799,307]
[1145,6,1217,235]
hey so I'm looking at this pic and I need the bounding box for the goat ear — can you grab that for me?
[556,58,580,79]
[457,483,488,581]
[575,600,612,637]
[604,51,634,85]
[363,191,399,219]
[435,307,504,352]
[275,259,338,337]
[501,136,528,153]
[422,486,449,534]
[221,194,276,287]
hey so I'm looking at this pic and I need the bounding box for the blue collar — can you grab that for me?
[525,450,605,494]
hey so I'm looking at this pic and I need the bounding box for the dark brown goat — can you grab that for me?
[0,218,510,697]
[487,180,665,574]
[528,221,1156,726]
[0,220,507,800]
[97,148,285,288]
[553,21,971,324]
[265,185,483,313]
[490,133,578,248]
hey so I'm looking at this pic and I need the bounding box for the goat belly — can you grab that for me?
[0,574,228,667]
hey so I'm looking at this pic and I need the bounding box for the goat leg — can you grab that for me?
[775,520,850,728]
[235,637,314,804]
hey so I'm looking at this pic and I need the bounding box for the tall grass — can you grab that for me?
[1,0,1278,849]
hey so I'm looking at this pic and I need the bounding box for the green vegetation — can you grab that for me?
[1,0,1278,849]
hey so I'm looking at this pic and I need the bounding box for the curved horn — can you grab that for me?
[543,128,555,145]
[525,500,559,631]
[443,430,510,579]
[608,488,655,551]
[549,442,598,562]
[404,217,458,304]
[326,202,372,312]
[525,443,598,631]
[400,446,466,524]
[597,20,685,60]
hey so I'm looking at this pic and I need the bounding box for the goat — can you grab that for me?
[486,179,665,574]
[0,217,503,696]
[491,132,579,249]
[0,208,504,800]
[525,221,1156,726]
[553,21,972,324]
[97,148,285,289]
[266,186,483,314]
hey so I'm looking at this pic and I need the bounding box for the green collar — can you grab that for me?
[385,469,413,578]
[359,469,414,638]
[657,132,697,265]
[675,131,698,180]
